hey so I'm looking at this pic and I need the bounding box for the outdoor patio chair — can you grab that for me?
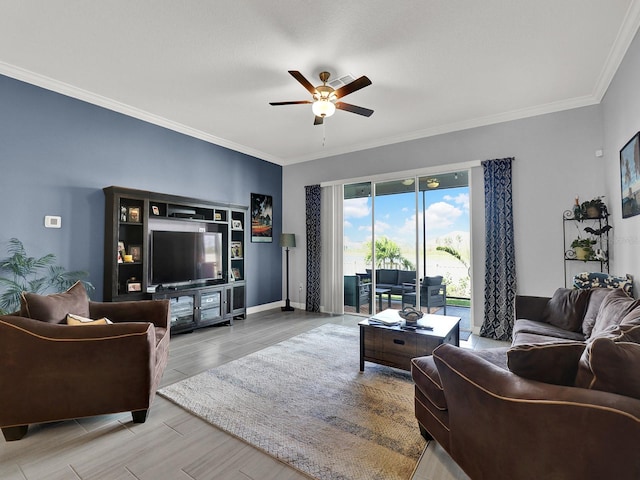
[401,275,447,314]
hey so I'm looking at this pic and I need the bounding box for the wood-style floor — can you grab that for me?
[0,309,507,480]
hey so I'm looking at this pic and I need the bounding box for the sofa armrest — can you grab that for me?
[432,343,640,480]
[401,282,416,293]
[90,299,170,330]
[515,295,550,321]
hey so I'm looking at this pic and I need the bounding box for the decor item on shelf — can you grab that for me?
[620,131,640,219]
[280,233,296,312]
[232,220,242,230]
[230,241,242,259]
[231,268,241,281]
[574,196,607,220]
[251,193,273,242]
[127,206,141,223]
[571,237,596,261]
[0,238,94,314]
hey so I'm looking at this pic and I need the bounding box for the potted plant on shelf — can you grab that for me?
[574,196,607,220]
[571,237,596,261]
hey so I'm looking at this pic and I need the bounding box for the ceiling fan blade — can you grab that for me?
[333,76,372,99]
[289,70,317,96]
[314,116,324,125]
[269,100,312,106]
[335,102,374,117]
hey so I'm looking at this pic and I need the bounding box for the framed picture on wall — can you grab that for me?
[620,131,640,218]
[251,193,273,242]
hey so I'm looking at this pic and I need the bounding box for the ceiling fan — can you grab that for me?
[269,70,373,125]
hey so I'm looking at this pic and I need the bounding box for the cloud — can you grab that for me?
[443,193,469,212]
[425,202,463,230]
[343,220,352,229]
[343,197,370,219]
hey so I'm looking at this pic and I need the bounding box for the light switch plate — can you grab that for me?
[44,215,62,228]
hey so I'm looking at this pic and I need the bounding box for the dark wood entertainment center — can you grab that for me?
[103,186,247,334]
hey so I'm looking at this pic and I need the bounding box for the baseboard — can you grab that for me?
[246,301,306,315]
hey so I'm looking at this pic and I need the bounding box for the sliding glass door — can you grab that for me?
[342,171,471,332]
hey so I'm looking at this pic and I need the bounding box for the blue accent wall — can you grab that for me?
[0,74,282,306]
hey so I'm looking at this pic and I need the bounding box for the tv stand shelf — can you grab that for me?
[103,186,247,333]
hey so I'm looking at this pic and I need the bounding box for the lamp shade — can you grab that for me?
[279,233,296,248]
[312,100,336,118]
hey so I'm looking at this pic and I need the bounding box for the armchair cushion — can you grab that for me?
[20,281,89,323]
[541,288,590,333]
[507,340,586,386]
[575,324,640,399]
[423,276,443,287]
[66,313,113,326]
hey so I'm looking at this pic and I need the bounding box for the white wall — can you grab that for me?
[283,104,605,327]
[602,29,640,294]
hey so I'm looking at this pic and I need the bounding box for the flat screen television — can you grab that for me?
[151,230,224,286]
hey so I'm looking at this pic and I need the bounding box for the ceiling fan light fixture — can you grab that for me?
[312,99,336,118]
[427,178,439,188]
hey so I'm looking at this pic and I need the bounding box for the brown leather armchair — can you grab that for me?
[412,344,640,479]
[0,298,170,441]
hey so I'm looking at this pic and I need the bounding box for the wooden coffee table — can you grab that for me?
[359,310,460,372]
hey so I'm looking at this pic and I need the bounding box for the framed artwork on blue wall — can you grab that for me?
[251,193,273,242]
[620,131,640,218]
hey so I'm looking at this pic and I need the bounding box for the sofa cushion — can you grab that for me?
[575,324,640,399]
[541,288,590,333]
[411,356,447,410]
[397,270,416,285]
[573,272,634,296]
[620,305,640,327]
[581,288,615,338]
[507,340,586,385]
[513,319,585,343]
[20,281,90,324]
[590,289,639,337]
[377,269,398,286]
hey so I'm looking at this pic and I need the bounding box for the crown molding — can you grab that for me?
[285,94,600,165]
[0,62,286,166]
[593,0,640,101]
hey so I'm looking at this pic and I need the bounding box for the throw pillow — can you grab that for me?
[20,281,90,324]
[507,341,586,385]
[66,313,113,326]
[541,288,590,333]
[582,288,615,338]
[590,289,640,337]
[575,324,640,399]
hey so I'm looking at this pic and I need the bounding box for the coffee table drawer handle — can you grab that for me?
[393,339,405,345]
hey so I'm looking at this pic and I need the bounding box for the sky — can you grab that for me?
[343,186,470,252]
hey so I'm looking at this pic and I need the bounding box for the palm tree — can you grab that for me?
[364,237,414,269]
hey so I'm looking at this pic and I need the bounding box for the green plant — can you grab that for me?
[0,238,94,314]
[570,237,596,261]
[363,237,415,270]
[575,196,607,220]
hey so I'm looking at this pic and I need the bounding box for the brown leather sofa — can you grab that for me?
[411,287,640,479]
[0,282,170,441]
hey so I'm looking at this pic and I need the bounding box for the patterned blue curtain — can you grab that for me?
[305,185,321,312]
[480,158,516,341]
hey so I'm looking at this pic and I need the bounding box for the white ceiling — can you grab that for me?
[0,1,639,166]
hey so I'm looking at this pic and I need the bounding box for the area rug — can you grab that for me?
[159,324,426,480]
